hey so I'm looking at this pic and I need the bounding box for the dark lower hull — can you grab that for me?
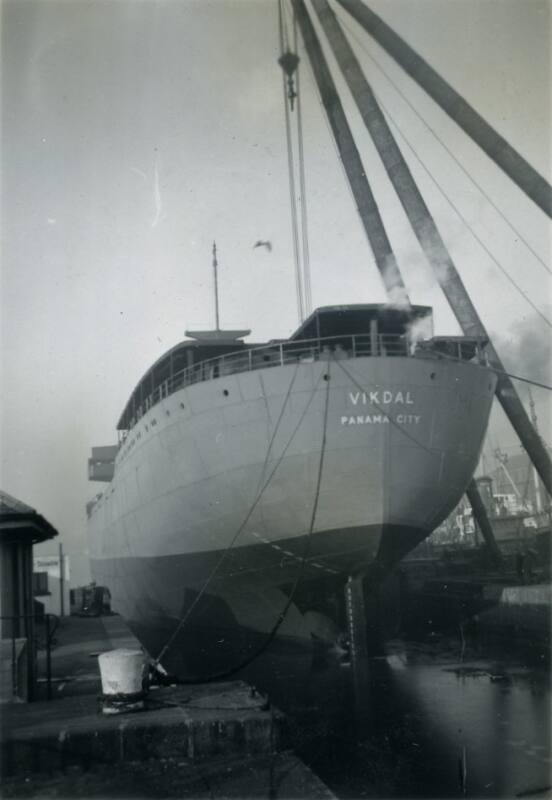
[92,523,426,677]
[127,607,317,682]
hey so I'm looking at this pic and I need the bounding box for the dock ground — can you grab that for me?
[1,615,335,799]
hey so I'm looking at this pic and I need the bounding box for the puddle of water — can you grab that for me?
[243,634,551,798]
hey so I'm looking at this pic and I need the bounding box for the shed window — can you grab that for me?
[33,572,50,596]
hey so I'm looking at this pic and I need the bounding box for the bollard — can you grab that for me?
[97,648,147,715]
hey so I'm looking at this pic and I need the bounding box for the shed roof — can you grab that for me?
[0,490,58,544]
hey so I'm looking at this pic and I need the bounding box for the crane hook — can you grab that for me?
[278,50,300,110]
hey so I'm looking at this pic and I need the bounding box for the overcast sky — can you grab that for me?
[1,0,550,585]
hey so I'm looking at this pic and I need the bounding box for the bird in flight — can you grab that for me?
[253,240,272,252]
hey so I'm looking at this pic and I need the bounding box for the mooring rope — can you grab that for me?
[172,356,332,684]
[152,361,329,673]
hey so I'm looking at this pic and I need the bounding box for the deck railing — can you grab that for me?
[121,332,485,434]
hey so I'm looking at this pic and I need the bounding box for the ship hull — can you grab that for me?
[88,355,496,674]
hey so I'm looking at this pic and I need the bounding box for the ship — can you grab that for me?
[87,303,497,677]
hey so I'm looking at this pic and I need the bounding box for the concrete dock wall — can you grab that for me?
[477,583,551,640]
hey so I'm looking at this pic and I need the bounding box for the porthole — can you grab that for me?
[323,374,330,381]
[223,389,229,396]
[430,372,436,380]
[166,410,171,416]
[180,402,185,409]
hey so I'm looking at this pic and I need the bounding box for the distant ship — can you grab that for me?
[87,303,497,676]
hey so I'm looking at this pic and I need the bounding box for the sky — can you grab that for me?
[1,0,550,585]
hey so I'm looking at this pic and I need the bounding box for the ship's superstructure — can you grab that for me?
[88,305,497,675]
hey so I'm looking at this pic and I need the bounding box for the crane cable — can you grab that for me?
[152,360,326,671]
[152,360,301,668]
[293,10,313,315]
[415,347,552,392]
[332,12,551,326]
[279,0,305,323]
[334,8,552,281]
[279,0,313,320]
[384,108,552,330]
[333,15,552,329]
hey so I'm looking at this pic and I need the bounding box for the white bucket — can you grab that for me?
[98,648,145,697]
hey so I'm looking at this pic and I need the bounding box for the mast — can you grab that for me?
[212,241,220,331]
[307,0,552,498]
[466,479,502,567]
[528,388,544,514]
[335,0,552,218]
[185,243,251,342]
[290,0,409,303]
[494,449,523,503]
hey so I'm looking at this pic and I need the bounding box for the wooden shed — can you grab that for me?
[0,491,58,701]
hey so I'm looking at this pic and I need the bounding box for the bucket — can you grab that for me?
[98,648,147,715]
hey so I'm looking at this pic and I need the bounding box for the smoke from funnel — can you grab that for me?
[487,309,552,451]
[493,311,552,387]
[407,314,434,353]
[380,219,463,312]
[381,254,410,309]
